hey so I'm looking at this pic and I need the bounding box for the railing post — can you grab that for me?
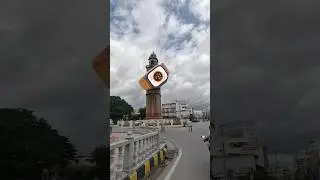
[110,149,116,180]
[133,141,138,166]
[138,140,143,162]
[123,132,134,172]
[151,135,155,152]
[146,136,150,156]
[115,147,124,178]
[157,131,161,148]
[143,139,146,158]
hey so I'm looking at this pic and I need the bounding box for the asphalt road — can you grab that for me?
[158,121,210,180]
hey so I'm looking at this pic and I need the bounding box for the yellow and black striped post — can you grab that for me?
[125,145,168,180]
[129,171,137,180]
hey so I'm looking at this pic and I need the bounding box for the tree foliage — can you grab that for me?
[0,108,77,179]
[91,145,109,168]
[138,107,146,120]
[89,145,109,180]
[110,96,134,123]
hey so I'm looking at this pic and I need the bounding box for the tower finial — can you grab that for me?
[149,51,157,60]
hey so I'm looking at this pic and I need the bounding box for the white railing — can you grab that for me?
[110,130,163,180]
[116,119,188,127]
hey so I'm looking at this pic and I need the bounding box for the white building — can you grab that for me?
[305,140,320,179]
[193,110,204,121]
[203,108,210,120]
[193,110,202,119]
[162,102,176,119]
[178,100,191,119]
[162,100,191,119]
[212,121,268,179]
[295,150,307,170]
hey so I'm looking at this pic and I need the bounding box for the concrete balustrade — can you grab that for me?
[110,130,163,180]
[116,119,188,128]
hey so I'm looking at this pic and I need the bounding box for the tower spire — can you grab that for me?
[146,51,158,70]
[149,51,157,60]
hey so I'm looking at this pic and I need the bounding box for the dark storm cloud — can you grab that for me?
[0,0,109,152]
[211,0,320,152]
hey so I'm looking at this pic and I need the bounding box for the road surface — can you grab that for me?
[158,121,210,180]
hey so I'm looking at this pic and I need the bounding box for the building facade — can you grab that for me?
[162,100,192,119]
[212,121,268,179]
[295,151,307,170]
[193,110,204,121]
[203,108,210,120]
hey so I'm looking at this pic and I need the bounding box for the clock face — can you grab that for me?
[153,71,163,82]
[146,63,169,88]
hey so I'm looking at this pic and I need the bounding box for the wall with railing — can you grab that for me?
[110,130,165,180]
[116,119,188,127]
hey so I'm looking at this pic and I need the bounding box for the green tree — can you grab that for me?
[138,107,146,120]
[130,113,140,121]
[110,96,134,124]
[91,145,109,180]
[0,108,77,179]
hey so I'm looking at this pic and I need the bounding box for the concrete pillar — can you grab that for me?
[123,132,134,171]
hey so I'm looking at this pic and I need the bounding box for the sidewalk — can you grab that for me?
[155,137,179,180]
[155,149,179,180]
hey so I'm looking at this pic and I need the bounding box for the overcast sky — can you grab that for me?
[212,0,320,152]
[1,0,108,153]
[110,0,210,110]
[3,0,320,154]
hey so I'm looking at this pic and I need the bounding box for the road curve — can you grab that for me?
[160,122,210,180]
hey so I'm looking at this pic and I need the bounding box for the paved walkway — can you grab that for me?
[157,122,210,180]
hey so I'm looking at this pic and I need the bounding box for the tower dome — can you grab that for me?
[146,51,158,70]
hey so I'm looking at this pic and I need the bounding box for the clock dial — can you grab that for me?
[153,71,163,82]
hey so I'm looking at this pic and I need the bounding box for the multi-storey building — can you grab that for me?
[162,100,192,119]
[193,110,204,121]
[178,100,191,119]
[305,140,320,179]
[202,108,210,120]
[161,102,177,119]
[295,150,306,170]
[294,150,307,179]
[212,121,268,179]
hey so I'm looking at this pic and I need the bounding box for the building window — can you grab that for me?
[229,142,248,148]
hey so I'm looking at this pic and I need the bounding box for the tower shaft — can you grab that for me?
[146,88,162,119]
[145,52,162,120]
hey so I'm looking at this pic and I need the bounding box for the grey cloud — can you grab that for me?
[162,83,209,109]
[110,2,210,124]
[1,0,109,153]
[212,0,320,152]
